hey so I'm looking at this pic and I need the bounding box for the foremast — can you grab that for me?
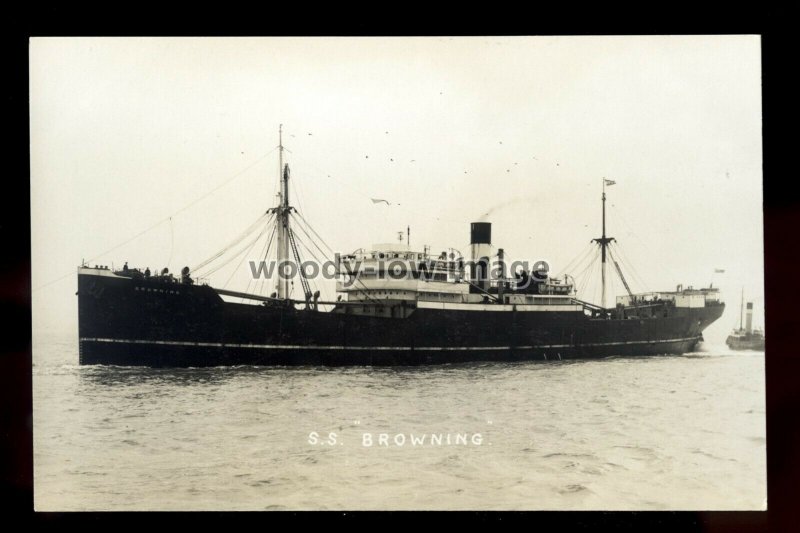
[273,124,292,300]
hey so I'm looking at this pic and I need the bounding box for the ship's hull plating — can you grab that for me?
[725,336,765,351]
[78,272,725,367]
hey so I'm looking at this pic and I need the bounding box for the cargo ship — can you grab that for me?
[726,291,765,351]
[77,128,725,366]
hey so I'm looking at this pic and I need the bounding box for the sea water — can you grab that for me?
[33,331,766,510]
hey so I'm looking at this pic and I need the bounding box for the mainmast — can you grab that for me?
[275,124,291,299]
[592,178,615,309]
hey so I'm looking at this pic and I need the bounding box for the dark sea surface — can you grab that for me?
[33,331,766,510]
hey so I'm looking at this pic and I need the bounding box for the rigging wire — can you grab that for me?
[607,255,619,306]
[287,228,312,299]
[584,251,602,305]
[193,212,271,271]
[290,213,335,262]
[34,145,280,293]
[556,243,597,281]
[293,211,336,256]
[282,141,311,229]
[291,223,383,306]
[609,203,680,285]
[592,254,602,306]
[610,241,650,293]
[249,149,380,305]
[554,241,595,278]
[199,233,260,279]
[289,225,328,267]
[573,253,592,298]
[290,210,389,305]
[294,233,329,309]
[247,220,273,296]
[222,220,271,289]
[192,212,274,273]
[243,222,276,300]
[607,243,631,294]
[289,217,391,307]
[575,249,600,285]
[583,254,595,304]
[290,226,336,303]
[199,217,272,280]
[576,254,598,299]
[256,224,277,297]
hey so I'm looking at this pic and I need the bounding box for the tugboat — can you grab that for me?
[76,127,725,367]
[726,290,765,351]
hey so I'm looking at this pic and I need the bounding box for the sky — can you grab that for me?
[30,36,763,344]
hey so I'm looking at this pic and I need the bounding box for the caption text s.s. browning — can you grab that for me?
[308,431,486,447]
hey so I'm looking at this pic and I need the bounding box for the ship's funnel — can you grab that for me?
[471,222,491,245]
[470,222,492,291]
[746,302,753,334]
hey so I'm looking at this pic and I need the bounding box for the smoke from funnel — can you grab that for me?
[477,197,540,222]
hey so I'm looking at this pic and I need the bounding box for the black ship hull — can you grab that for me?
[78,270,725,367]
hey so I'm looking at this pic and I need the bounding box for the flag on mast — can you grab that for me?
[604,179,616,186]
